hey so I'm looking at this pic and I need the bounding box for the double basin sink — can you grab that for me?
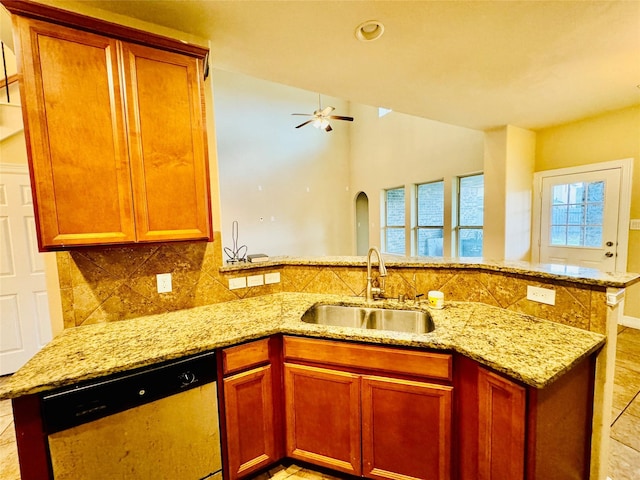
[301,304,435,334]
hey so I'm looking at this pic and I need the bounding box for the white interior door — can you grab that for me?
[539,168,621,271]
[0,164,52,375]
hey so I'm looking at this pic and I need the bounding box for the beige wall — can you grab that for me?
[212,70,352,256]
[484,125,536,261]
[349,104,485,256]
[536,105,640,318]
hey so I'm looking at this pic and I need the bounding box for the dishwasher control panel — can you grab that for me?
[42,351,217,434]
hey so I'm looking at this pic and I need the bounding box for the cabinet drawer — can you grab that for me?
[223,338,270,375]
[284,336,452,381]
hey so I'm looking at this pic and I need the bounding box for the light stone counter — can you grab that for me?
[221,255,640,288]
[0,292,605,399]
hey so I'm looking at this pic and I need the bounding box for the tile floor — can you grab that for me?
[0,327,639,480]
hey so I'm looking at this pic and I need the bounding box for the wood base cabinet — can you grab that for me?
[221,338,283,480]
[284,363,362,476]
[7,3,212,250]
[362,376,452,480]
[283,336,454,480]
[477,368,526,479]
[456,354,594,480]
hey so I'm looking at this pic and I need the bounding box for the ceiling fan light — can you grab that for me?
[355,20,385,42]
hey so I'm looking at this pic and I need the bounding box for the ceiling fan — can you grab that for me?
[292,94,354,132]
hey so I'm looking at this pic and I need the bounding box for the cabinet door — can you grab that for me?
[477,367,526,480]
[284,363,361,476]
[13,16,135,249]
[121,43,212,242]
[224,365,278,480]
[362,376,452,480]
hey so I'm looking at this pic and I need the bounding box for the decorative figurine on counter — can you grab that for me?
[224,220,247,263]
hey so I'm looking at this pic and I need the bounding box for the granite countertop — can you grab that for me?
[220,255,640,288]
[0,292,605,399]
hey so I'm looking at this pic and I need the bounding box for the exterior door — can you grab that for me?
[0,164,52,374]
[539,168,621,271]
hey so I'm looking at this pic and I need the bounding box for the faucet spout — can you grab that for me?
[366,247,387,301]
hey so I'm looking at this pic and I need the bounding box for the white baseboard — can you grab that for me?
[620,315,640,330]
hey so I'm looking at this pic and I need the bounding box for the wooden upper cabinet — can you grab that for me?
[121,43,211,242]
[10,9,212,250]
[14,16,135,248]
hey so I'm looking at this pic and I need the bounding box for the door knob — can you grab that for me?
[605,252,614,258]
[606,241,614,247]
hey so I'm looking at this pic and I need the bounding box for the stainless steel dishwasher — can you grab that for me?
[42,351,222,480]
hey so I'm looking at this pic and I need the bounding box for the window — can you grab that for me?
[550,181,604,247]
[457,174,484,257]
[384,187,405,254]
[416,181,444,256]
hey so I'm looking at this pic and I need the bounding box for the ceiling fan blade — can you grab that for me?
[328,115,354,122]
[292,113,314,116]
[320,106,335,117]
[295,119,314,128]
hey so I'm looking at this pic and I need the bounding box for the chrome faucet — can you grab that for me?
[366,247,387,301]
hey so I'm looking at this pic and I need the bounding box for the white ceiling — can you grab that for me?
[71,1,640,131]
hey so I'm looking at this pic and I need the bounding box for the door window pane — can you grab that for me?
[549,180,604,247]
[585,227,602,247]
[551,225,567,245]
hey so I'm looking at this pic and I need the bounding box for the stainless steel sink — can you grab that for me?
[301,304,435,334]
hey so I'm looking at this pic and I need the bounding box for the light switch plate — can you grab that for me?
[156,273,172,293]
[630,219,640,230]
[527,285,555,305]
[229,277,247,290]
[265,272,281,284]
[247,274,264,287]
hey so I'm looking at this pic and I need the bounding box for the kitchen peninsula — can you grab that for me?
[2,257,638,480]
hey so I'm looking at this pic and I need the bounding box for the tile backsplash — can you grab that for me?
[56,237,608,334]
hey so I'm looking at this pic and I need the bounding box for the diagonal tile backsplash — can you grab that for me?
[56,238,608,335]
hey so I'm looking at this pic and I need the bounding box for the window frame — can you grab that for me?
[415,179,445,257]
[382,186,406,255]
[455,173,484,257]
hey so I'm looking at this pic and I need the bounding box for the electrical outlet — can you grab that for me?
[247,274,264,287]
[156,273,172,293]
[527,285,555,306]
[265,272,280,285]
[229,277,247,290]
